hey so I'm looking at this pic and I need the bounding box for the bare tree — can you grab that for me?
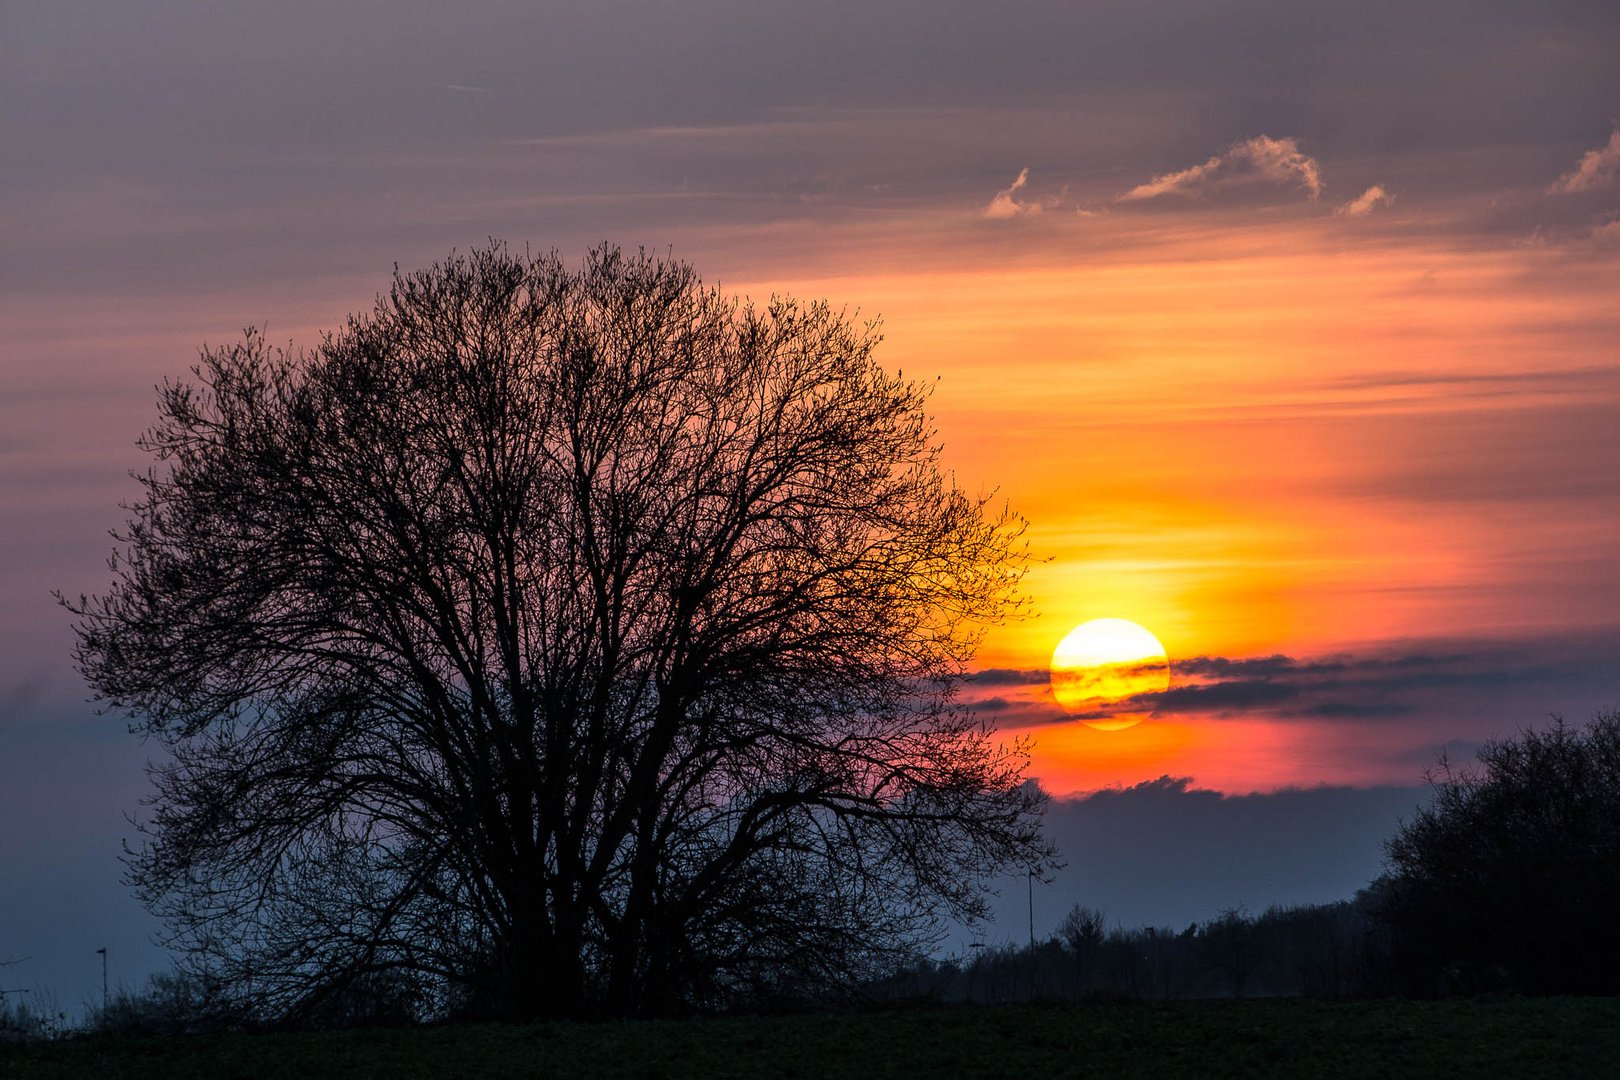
[1056,904,1106,995]
[64,244,1051,1020]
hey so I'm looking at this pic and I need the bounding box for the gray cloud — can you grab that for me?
[955,777,1430,947]
[966,632,1620,728]
[969,668,1050,687]
[5,1,1617,302]
[1134,649,1571,719]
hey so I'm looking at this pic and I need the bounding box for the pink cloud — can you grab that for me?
[985,167,1041,219]
[1336,184,1395,217]
[1590,216,1620,247]
[1120,135,1323,203]
[1548,128,1620,194]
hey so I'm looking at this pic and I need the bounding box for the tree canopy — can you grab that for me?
[1375,711,1620,995]
[65,244,1050,1020]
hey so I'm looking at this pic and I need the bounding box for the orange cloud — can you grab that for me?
[1120,135,1323,202]
[985,167,1042,218]
[1336,184,1394,217]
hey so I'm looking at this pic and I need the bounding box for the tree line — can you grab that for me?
[870,899,1391,1004]
[876,710,1620,1006]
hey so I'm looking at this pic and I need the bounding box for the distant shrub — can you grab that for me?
[0,993,68,1043]
[86,970,236,1037]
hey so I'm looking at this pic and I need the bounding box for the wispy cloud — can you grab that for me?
[1120,135,1323,203]
[1112,648,1577,720]
[1336,184,1394,217]
[1548,128,1620,194]
[985,167,1042,218]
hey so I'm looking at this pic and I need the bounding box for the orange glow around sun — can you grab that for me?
[738,200,1620,797]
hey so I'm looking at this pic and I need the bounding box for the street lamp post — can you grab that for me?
[96,948,107,1013]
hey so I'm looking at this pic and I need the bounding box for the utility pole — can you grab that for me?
[1027,869,1037,1001]
[1028,870,1036,953]
[1,956,33,1014]
[96,948,107,1013]
[967,939,985,1003]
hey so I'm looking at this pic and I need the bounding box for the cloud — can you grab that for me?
[969,668,1051,687]
[964,633,1620,730]
[1120,135,1323,203]
[1336,184,1394,216]
[1591,216,1620,247]
[951,778,1429,947]
[1112,648,1580,720]
[984,167,1042,218]
[1548,128,1620,194]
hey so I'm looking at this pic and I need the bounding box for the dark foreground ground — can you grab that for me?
[4,998,1618,1079]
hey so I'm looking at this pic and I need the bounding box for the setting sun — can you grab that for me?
[1050,618,1172,731]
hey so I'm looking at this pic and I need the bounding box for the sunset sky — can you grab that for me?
[4,1,1619,1002]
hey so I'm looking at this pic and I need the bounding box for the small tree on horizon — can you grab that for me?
[63,243,1052,1021]
[1055,903,1106,993]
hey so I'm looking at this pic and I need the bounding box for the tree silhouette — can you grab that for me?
[1375,711,1620,995]
[64,244,1050,1020]
[1055,903,1106,993]
[1201,906,1256,999]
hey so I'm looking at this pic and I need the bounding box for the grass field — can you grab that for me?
[3,998,1618,1079]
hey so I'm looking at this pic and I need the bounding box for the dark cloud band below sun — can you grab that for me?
[968,630,1620,726]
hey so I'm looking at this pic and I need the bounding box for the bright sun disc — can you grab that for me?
[1050,618,1171,731]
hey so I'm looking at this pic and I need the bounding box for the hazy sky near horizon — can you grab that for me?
[4,0,1620,1005]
